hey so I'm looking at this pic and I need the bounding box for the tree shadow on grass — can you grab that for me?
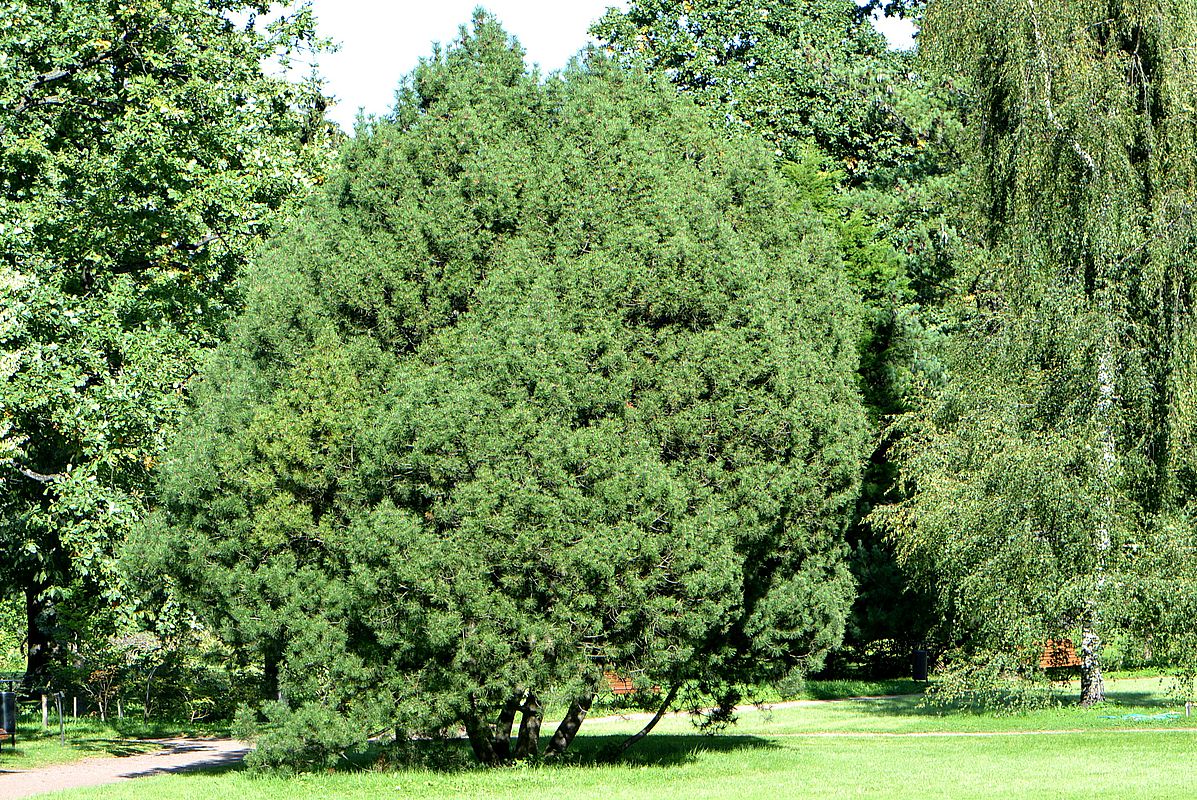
[570,732,779,768]
[342,730,778,775]
[827,686,1183,720]
[830,695,951,718]
[64,737,164,758]
[0,736,161,768]
[1100,690,1173,709]
[117,744,251,780]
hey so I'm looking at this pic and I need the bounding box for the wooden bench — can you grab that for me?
[603,672,660,696]
[0,727,10,749]
[1039,638,1082,673]
[604,672,636,696]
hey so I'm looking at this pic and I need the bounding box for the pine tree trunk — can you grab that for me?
[514,692,542,759]
[464,696,500,765]
[607,683,680,759]
[492,693,521,761]
[544,691,596,759]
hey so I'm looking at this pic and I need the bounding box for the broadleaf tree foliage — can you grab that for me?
[142,14,870,765]
[878,0,1197,705]
[0,0,334,686]
[592,0,921,180]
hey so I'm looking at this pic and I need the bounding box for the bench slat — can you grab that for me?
[1039,638,1082,669]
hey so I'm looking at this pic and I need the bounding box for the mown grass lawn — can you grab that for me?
[33,676,1197,800]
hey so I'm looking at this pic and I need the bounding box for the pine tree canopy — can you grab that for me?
[140,13,869,765]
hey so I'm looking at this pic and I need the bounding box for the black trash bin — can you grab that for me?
[0,691,15,749]
[912,650,929,682]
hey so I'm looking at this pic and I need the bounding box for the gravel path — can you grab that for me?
[0,738,250,799]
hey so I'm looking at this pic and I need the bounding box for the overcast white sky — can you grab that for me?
[305,2,917,132]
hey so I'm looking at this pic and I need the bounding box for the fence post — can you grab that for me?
[42,694,48,731]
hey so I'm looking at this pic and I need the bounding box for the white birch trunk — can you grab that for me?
[1081,338,1116,706]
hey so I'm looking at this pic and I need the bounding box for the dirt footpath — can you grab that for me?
[0,738,250,799]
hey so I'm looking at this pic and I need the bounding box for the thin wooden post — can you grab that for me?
[41,694,48,731]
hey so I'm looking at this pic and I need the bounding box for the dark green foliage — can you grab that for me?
[592,0,963,673]
[144,14,869,766]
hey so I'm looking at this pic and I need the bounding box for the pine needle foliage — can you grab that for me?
[142,14,869,767]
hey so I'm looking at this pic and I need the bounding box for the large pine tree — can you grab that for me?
[142,14,870,766]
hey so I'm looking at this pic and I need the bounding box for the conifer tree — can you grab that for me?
[144,14,870,766]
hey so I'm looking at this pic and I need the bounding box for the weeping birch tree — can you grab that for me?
[879,0,1197,705]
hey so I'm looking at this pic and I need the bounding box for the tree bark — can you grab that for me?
[25,583,57,689]
[544,690,596,759]
[607,683,680,759]
[1081,340,1116,706]
[492,692,522,761]
[514,691,543,760]
[1080,623,1105,705]
[463,696,499,765]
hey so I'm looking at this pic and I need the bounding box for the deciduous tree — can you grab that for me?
[879,0,1197,705]
[0,0,333,686]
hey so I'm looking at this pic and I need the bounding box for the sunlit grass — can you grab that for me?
[38,676,1197,800]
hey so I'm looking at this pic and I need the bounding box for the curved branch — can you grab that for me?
[607,682,681,759]
[109,232,225,276]
[1027,0,1098,178]
[17,465,65,484]
[1,27,140,138]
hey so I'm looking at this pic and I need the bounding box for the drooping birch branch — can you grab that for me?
[1026,0,1099,178]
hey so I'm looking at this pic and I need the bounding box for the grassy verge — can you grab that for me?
[589,676,926,717]
[38,676,1197,800]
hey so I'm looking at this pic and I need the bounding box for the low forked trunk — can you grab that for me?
[514,691,543,760]
[544,690,596,759]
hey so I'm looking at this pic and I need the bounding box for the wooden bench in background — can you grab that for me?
[604,672,636,696]
[603,672,660,696]
[1040,638,1082,674]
